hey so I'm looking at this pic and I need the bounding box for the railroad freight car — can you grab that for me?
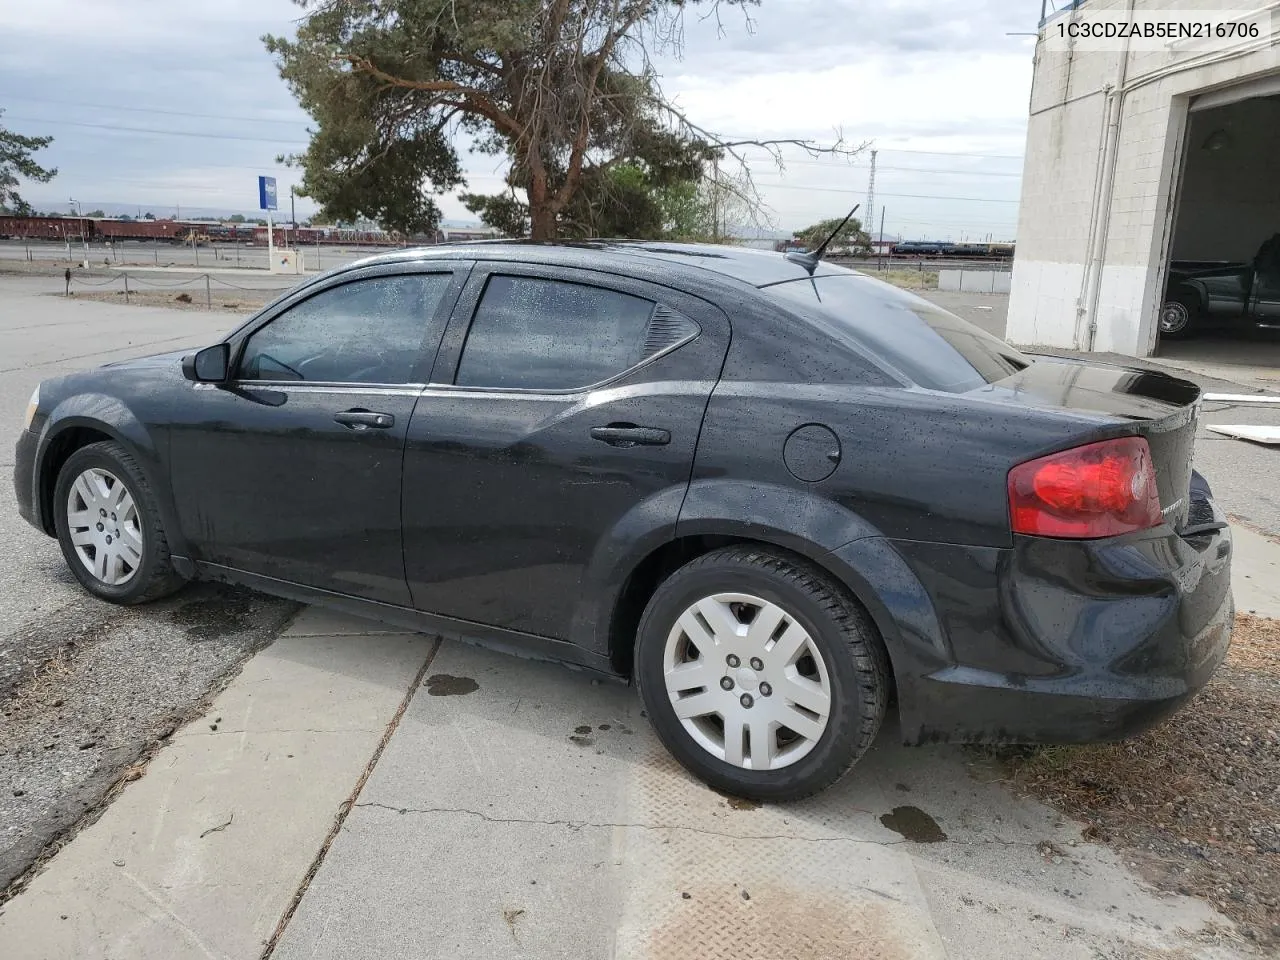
[95,219,185,241]
[0,216,95,241]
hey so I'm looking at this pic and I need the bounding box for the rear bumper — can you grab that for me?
[834,502,1234,745]
[902,587,1232,744]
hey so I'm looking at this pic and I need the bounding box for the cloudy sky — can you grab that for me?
[1,0,1040,239]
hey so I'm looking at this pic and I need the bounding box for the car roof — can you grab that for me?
[345,240,853,289]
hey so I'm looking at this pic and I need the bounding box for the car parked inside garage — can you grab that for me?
[15,242,1234,800]
[1160,233,1280,338]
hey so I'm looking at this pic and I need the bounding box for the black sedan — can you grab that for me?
[1160,233,1280,338]
[15,242,1234,800]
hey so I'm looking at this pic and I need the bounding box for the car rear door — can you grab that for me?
[168,261,469,604]
[401,262,729,641]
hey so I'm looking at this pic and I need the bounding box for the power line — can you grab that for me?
[764,159,1023,178]
[889,215,1018,226]
[3,95,307,126]
[727,139,1025,161]
[9,101,1027,164]
[3,116,307,147]
[879,147,1024,160]
[12,110,1027,177]
[754,181,1021,204]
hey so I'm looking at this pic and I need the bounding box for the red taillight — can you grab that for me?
[1008,436,1163,538]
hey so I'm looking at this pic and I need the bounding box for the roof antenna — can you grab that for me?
[810,204,860,262]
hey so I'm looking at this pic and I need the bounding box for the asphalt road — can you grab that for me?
[0,276,299,890]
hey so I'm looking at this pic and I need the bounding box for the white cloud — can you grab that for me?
[4,0,1037,237]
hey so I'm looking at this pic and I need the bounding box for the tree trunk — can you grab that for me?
[529,202,556,241]
[526,156,556,241]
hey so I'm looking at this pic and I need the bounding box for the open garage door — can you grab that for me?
[1156,79,1280,372]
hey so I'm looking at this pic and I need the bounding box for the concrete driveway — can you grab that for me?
[2,274,1277,958]
[3,602,1265,960]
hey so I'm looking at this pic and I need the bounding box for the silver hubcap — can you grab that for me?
[1160,301,1189,333]
[66,467,143,586]
[663,593,832,771]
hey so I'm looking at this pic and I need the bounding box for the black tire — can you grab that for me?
[53,440,186,605]
[1158,293,1199,340]
[634,545,890,802]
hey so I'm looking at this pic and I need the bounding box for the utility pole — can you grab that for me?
[711,156,720,242]
[69,198,88,266]
[878,207,886,273]
[865,150,878,250]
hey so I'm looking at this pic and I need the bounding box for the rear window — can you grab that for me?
[764,275,1029,392]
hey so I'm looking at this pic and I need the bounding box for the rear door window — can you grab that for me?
[454,275,660,390]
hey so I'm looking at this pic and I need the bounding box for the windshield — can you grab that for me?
[764,275,1030,392]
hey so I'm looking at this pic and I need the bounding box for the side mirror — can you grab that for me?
[182,343,231,383]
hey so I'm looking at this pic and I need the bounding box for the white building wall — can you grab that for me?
[1008,0,1280,355]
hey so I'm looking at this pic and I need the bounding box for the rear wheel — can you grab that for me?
[1158,294,1199,339]
[635,546,889,802]
[53,441,185,605]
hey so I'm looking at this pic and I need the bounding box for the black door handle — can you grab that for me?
[334,409,395,430]
[590,424,671,447]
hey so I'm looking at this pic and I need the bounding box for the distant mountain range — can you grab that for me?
[23,202,814,242]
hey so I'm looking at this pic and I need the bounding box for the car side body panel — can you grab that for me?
[27,373,190,561]
[195,561,618,677]
[400,261,732,641]
[688,380,1105,550]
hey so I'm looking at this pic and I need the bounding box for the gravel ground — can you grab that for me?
[53,289,274,312]
[997,613,1280,952]
[0,583,298,895]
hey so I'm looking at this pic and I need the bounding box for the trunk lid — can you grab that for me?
[982,356,1201,531]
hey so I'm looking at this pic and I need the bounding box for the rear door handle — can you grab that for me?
[590,424,671,447]
[334,409,395,430]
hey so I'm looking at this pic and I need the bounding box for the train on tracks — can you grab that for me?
[0,215,405,246]
[887,240,1014,259]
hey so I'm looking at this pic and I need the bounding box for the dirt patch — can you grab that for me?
[996,613,1280,950]
[168,589,254,641]
[49,289,273,312]
[866,269,939,292]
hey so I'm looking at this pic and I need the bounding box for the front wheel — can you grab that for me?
[635,546,890,802]
[53,440,186,605]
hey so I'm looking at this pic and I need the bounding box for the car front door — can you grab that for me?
[169,262,469,604]
[401,263,729,641]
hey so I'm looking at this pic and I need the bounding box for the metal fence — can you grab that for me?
[62,270,297,309]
